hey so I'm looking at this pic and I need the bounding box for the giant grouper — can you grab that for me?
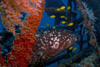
[29,26,78,67]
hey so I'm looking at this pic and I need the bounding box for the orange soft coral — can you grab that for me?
[0,0,44,35]
[0,0,45,67]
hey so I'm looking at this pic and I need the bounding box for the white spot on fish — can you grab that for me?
[58,32,61,37]
[51,42,59,49]
[51,38,53,40]
[65,36,67,38]
[54,37,58,41]
[53,31,55,34]
[66,39,69,41]
[58,34,61,37]
[41,46,46,50]
[66,39,71,43]
[44,31,48,34]
[57,38,60,41]
[49,41,52,45]
[36,34,40,37]
[40,39,45,46]
[43,36,46,39]
[58,32,61,34]
[49,33,53,36]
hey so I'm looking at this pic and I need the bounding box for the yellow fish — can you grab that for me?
[60,6,65,10]
[66,6,71,10]
[60,16,67,20]
[60,16,65,18]
[62,21,66,24]
[50,15,55,18]
[69,53,72,57]
[72,47,77,51]
[65,17,67,20]
[45,23,49,26]
[67,22,73,26]
[69,46,73,50]
[56,8,61,11]
[52,26,56,29]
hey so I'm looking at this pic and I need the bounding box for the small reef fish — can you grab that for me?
[52,26,56,29]
[69,46,73,50]
[56,6,70,11]
[30,27,78,66]
[62,21,66,24]
[56,8,61,11]
[72,47,77,51]
[66,6,71,10]
[50,15,55,18]
[69,53,72,57]
[60,16,65,18]
[60,16,67,20]
[45,23,49,26]
[60,6,66,10]
[65,17,67,20]
[67,22,73,26]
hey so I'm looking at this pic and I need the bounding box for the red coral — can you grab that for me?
[0,0,45,67]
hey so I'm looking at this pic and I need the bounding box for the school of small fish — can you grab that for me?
[45,6,74,28]
[68,46,77,57]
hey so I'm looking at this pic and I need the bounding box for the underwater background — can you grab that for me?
[0,0,100,67]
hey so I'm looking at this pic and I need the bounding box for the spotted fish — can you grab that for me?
[30,27,78,67]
